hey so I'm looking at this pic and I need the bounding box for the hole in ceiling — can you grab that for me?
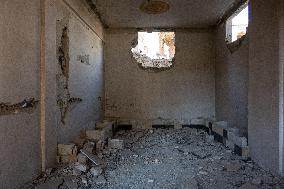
[140,0,170,14]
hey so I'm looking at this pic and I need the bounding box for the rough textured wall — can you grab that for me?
[248,0,281,174]
[215,24,249,136]
[56,0,104,143]
[0,1,41,188]
[105,29,215,126]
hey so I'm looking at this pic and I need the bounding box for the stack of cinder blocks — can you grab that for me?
[211,121,249,159]
[85,121,115,152]
[181,118,249,159]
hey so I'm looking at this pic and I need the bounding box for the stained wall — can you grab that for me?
[104,29,215,126]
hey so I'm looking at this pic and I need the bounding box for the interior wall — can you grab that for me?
[56,0,104,143]
[0,1,104,188]
[0,1,41,188]
[215,24,249,136]
[104,29,215,126]
[248,0,282,174]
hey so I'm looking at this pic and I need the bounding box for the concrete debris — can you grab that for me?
[23,128,284,189]
[74,162,87,173]
[77,153,88,164]
[108,139,124,149]
[80,149,103,166]
[90,166,103,177]
[58,144,78,156]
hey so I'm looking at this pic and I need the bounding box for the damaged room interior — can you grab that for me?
[1,0,284,188]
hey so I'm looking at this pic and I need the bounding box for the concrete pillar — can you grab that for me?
[248,0,284,175]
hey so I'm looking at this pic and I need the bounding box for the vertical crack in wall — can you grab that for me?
[57,26,82,125]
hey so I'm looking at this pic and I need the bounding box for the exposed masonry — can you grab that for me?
[57,26,82,124]
[130,32,176,72]
[0,98,38,116]
[226,34,247,53]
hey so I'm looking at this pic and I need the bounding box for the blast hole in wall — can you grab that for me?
[131,32,175,70]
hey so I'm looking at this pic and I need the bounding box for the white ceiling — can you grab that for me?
[93,0,237,28]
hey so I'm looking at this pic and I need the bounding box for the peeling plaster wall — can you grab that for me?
[215,24,249,136]
[248,0,282,174]
[56,0,104,143]
[0,1,41,188]
[105,29,215,126]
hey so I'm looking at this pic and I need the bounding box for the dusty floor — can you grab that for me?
[23,128,284,189]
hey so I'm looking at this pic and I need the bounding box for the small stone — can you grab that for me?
[81,177,88,186]
[154,159,159,164]
[74,162,87,173]
[90,166,103,177]
[252,178,262,185]
[109,139,124,149]
[206,135,214,143]
[77,153,88,164]
[95,175,107,185]
[149,130,154,133]
[198,171,208,175]
[148,179,154,183]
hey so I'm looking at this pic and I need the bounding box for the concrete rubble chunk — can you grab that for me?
[205,135,214,143]
[83,141,95,153]
[90,166,103,177]
[77,153,88,164]
[58,154,77,164]
[108,139,124,149]
[80,149,103,166]
[74,162,87,173]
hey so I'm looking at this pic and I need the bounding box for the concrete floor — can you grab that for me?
[23,128,284,189]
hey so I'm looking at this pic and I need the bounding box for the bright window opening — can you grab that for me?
[226,5,249,42]
[131,32,175,69]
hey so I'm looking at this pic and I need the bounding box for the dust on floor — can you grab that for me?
[23,128,284,189]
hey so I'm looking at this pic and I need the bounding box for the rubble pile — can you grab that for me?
[22,127,284,189]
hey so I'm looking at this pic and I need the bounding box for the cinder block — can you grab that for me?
[190,118,206,125]
[108,139,124,149]
[212,121,228,136]
[228,131,247,147]
[58,154,77,164]
[58,144,77,156]
[83,141,95,153]
[96,121,113,130]
[77,153,88,164]
[225,139,235,150]
[234,145,249,158]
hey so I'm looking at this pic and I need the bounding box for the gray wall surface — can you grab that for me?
[0,1,104,188]
[0,1,41,188]
[215,24,249,136]
[104,29,215,125]
[56,0,104,143]
[248,0,282,174]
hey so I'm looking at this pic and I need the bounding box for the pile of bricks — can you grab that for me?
[211,121,249,158]
[57,120,124,165]
[182,118,249,159]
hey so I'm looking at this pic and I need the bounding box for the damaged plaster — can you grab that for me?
[0,98,39,116]
[57,25,82,124]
